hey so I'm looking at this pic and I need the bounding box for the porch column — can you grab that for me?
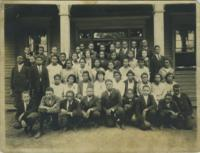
[153,4,165,55]
[58,4,71,58]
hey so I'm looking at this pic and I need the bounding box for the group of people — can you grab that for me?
[11,40,194,139]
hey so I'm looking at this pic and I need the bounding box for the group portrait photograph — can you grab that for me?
[0,0,200,153]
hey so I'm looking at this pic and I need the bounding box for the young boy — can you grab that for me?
[137,73,152,96]
[124,70,137,96]
[172,84,194,130]
[135,85,157,130]
[35,87,61,138]
[113,71,125,97]
[77,58,92,82]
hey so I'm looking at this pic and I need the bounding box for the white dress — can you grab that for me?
[63,83,78,97]
[94,81,106,97]
[47,64,62,85]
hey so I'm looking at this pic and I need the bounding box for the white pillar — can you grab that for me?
[153,4,165,55]
[58,4,71,58]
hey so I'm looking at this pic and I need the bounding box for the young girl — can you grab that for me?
[141,50,149,67]
[159,58,174,81]
[91,59,105,81]
[94,70,106,97]
[110,51,121,70]
[85,50,92,69]
[63,74,78,98]
[137,72,152,96]
[164,72,177,95]
[105,61,115,81]
[127,51,138,70]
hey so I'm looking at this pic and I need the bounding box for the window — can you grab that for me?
[175,29,195,53]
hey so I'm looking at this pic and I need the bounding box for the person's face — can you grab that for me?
[51,47,57,54]
[123,59,129,67]
[131,41,137,48]
[114,73,121,81]
[80,60,85,68]
[141,75,148,83]
[87,88,94,97]
[76,47,81,53]
[108,62,114,70]
[126,90,134,99]
[109,44,115,51]
[173,87,180,95]
[122,41,128,48]
[60,54,66,61]
[115,42,121,48]
[72,53,78,61]
[82,73,89,82]
[164,95,172,104]
[99,52,105,58]
[98,73,104,81]
[38,47,44,54]
[22,93,30,104]
[88,43,94,50]
[24,47,30,54]
[29,56,35,63]
[155,47,160,54]
[80,44,85,50]
[111,52,117,60]
[141,51,147,58]
[36,58,43,65]
[138,61,144,67]
[51,57,58,64]
[66,92,74,101]
[142,87,150,96]
[127,73,134,80]
[66,60,72,69]
[106,81,113,90]
[128,51,134,58]
[54,77,61,85]
[166,74,173,82]
[46,91,53,98]
[94,60,100,67]
[68,76,75,84]
[164,60,170,67]
[100,45,106,51]
[154,75,161,83]
[85,51,91,58]
[17,56,24,64]
[142,40,148,46]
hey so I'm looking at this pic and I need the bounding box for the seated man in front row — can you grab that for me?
[80,87,101,127]
[135,85,157,130]
[101,79,125,129]
[172,84,194,130]
[35,87,61,138]
[14,91,39,137]
[59,90,82,131]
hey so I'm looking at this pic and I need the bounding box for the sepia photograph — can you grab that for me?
[0,0,200,152]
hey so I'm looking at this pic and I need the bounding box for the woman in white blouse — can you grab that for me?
[94,70,106,98]
[63,74,78,98]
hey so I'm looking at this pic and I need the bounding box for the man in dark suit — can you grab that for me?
[119,40,129,62]
[150,45,164,81]
[80,87,101,126]
[11,56,30,121]
[101,79,125,128]
[124,70,137,97]
[30,55,49,109]
[135,85,157,130]
[35,87,61,138]
[122,89,137,124]
[59,90,82,130]
[14,91,39,136]
[172,84,194,130]
[58,52,67,69]
[158,93,179,128]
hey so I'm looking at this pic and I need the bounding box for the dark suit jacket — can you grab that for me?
[122,97,137,112]
[11,65,30,92]
[135,94,157,116]
[60,98,80,112]
[150,54,164,78]
[78,81,94,96]
[172,93,193,117]
[80,96,101,112]
[119,49,128,62]
[124,79,137,96]
[101,88,122,110]
[20,99,37,120]
[158,99,178,115]
[29,65,49,94]
[58,60,67,69]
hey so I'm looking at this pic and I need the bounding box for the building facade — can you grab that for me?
[2,1,199,106]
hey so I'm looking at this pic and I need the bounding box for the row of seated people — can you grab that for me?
[14,82,194,139]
